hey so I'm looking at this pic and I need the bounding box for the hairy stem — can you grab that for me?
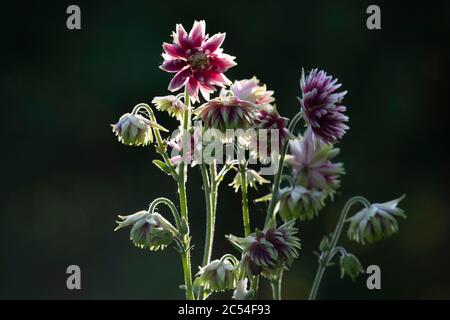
[308,196,370,300]
[239,163,251,237]
[198,163,213,300]
[177,89,194,300]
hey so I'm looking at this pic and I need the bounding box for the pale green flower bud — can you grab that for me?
[112,113,168,146]
[229,169,270,192]
[115,211,177,251]
[278,186,325,221]
[339,253,363,281]
[196,256,238,292]
[152,95,186,120]
[347,195,406,244]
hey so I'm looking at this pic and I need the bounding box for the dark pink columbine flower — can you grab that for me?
[263,221,301,265]
[227,223,301,277]
[251,107,290,161]
[285,128,344,193]
[160,20,236,102]
[194,96,256,134]
[300,69,349,144]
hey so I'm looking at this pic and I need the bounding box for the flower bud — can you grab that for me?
[347,195,406,244]
[339,253,363,281]
[229,169,270,192]
[152,95,186,120]
[278,186,325,221]
[112,113,168,146]
[115,211,177,251]
[196,256,238,292]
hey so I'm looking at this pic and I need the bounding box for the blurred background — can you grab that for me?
[1,0,449,299]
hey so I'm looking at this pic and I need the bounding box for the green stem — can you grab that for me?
[133,103,177,179]
[308,196,370,300]
[264,112,304,226]
[239,163,251,237]
[177,89,194,300]
[198,162,213,300]
[148,197,182,230]
[271,272,283,300]
[200,163,213,266]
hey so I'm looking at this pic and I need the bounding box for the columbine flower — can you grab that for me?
[285,128,344,193]
[278,186,325,221]
[115,211,177,251]
[194,96,257,135]
[160,20,236,102]
[250,107,289,162]
[339,253,363,281]
[300,68,349,144]
[230,77,275,106]
[112,113,168,146]
[263,221,301,265]
[229,169,270,192]
[196,256,238,292]
[228,224,301,277]
[228,230,279,277]
[152,95,186,120]
[347,195,406,244]
[232,278,251,300]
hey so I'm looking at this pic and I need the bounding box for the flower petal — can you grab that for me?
[168,69,190,92]
[210,54,237,73]
[203,33,225,54]
[189,20,206,47]
[162,43,186,59]
[160,59,187,73]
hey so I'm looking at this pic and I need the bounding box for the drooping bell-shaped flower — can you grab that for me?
[300,68,349,144]
[229,169,270,192]
[339,253,364,281]
[194,96,257,136]
[112,113,168,146]
[346,195,406,244]
[228,223,301,277]
[278,185,325,221]
[152,95,186,120]
[285,128,344,193]
[263,221,301,265]
[195,256,238,292]
[230,77,275,106]
[160,20,236,102]
[115,211,177,251]
[228,230,279,277]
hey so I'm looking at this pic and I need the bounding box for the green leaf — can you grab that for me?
[254,193,272,203]
[153,160,172,175]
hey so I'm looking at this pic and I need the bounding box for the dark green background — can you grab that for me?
[1,0,449,299]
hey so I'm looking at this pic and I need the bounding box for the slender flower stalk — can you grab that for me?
[177,88,194,300]
[308,196,370,300]
[199,163,213,300]
[239,163,251,237]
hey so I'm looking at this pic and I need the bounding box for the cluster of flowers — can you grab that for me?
[111,20,406,299]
